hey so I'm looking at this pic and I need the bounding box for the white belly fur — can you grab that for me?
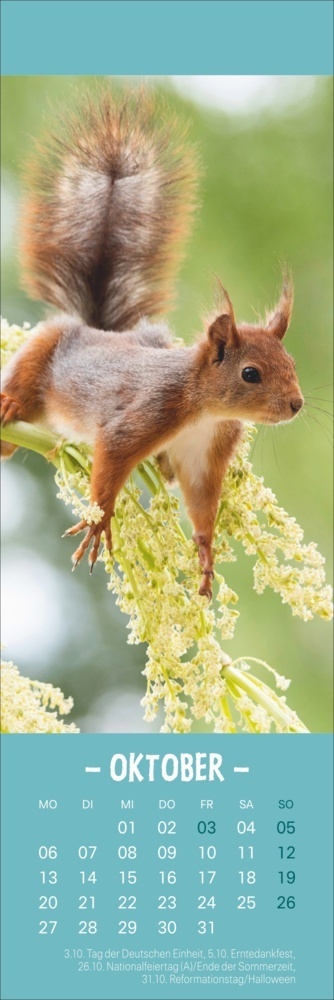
[166,415,220,485]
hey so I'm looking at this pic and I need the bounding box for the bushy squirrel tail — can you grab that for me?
[20,87,198,331]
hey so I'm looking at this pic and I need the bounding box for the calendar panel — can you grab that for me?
[1,735,332,1000]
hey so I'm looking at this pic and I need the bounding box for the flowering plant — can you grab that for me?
[1,659,79,733]
[1,320,332,733]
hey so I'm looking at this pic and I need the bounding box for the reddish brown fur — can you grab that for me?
[176,421,242,597]
[1,325,62,426]
[1,89,303,595]
[1,277,303,590]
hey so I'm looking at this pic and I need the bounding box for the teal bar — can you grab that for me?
[1,734,333,1000]
[1,1,333,75]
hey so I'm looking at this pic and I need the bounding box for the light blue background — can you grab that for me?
[1,1,333,75]
[1,735,333,1000]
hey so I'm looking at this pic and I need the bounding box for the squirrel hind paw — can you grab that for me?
[64,518,112,572]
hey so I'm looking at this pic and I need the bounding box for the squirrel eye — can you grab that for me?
[242,367,261,384]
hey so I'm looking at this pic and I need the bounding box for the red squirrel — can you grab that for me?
[1,89,304,598]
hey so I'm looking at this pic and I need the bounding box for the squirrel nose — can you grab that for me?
[290,396,304,414]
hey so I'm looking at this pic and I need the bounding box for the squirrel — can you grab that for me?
[1,88,304,599]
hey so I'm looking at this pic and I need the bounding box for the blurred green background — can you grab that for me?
[1,75,332,732]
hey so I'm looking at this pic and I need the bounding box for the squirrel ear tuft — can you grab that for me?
[208,281,239,348]
[208,313,239,349]
[265,273,294,340]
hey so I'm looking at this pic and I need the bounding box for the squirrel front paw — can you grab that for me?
[62,517,112,572]
[199,569,214,601]
[193,531,214,601]
[1,393,22,426]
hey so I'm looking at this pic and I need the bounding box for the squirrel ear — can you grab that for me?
[208,313,239,349]
[208,282,239,349]
[265,274,294,340]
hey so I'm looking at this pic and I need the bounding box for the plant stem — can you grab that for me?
[1,420,60,462]
[224,664,308,731]
[137,463,159,495]
[2,421,93,479]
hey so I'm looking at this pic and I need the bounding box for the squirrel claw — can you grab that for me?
[63,520,88,538]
